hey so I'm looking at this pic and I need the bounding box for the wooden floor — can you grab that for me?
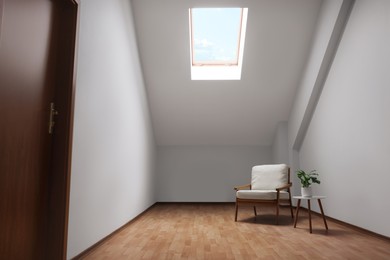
[79,203,390,259]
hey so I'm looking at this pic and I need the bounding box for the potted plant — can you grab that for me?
[296,170,320,197]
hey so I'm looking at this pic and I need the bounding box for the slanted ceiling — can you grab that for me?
[132,0,323,146]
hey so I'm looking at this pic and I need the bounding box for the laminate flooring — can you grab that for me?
[79,203,390,259]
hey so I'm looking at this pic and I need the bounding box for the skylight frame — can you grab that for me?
[190,8,244,66]
[189,7,248,80]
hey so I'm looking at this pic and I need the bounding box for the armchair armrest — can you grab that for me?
[276,183,292,191]
[234,184,251,191]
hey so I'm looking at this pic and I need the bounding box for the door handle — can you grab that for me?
[48,102,59,134]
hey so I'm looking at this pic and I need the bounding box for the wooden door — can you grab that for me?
[0,0,78,259]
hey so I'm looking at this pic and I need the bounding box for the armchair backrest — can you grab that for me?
[251,164,289,190]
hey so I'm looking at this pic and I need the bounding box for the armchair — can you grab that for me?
[234,164,294,224]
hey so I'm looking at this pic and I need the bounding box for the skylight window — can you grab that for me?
[189,8,248,80]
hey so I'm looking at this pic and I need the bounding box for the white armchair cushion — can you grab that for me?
[236,190,290,200]
[251,164,288,190]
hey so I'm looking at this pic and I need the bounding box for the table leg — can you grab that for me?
[308,200,312,233]
[294,199,301,228]
[235,202,238,222]
[318,199,328,230]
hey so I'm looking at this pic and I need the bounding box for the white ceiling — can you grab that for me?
[132,0,323,146]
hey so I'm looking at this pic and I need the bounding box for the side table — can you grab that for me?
[293,196,328,233]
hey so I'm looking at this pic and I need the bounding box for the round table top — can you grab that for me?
[293,195,326,199]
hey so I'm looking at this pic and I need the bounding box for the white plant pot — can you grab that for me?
[301,187,312,197]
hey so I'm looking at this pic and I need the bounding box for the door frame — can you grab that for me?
[0,0,4,41]
[46,0,79,259]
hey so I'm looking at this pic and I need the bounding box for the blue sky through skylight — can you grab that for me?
[192,8,242,64]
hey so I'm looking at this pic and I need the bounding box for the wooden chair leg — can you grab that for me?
[253,206,257,216]
[276,203,279,225]
[235,201,238,222]
[289,197,294,218]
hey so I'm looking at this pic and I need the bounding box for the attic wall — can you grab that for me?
[288,0,344,196]
[298,0,390,237]
[157,146,271,202]
[131,0,323,147]
[271,122,289,164]
[67,0,156,258]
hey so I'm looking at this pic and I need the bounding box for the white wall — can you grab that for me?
[271,122,288,164]
[299,0,390,237]
[288,0,343,150]
[288,0,345,196]
[132,0,322,147]
[67,0,156,258]
[157,146,271,202]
